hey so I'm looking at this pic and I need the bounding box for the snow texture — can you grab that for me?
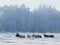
[0,33,60,45]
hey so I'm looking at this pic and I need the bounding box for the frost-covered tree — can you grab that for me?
[0,4,60,33]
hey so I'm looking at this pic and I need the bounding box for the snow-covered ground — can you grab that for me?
[0,33,60,45]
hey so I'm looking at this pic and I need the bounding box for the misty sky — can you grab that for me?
[0,0,60,11]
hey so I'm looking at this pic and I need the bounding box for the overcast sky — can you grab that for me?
[0,0,60,11]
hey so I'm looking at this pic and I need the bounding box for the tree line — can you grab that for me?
[0,4,60,33]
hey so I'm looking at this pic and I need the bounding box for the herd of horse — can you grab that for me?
[15,33,55,38]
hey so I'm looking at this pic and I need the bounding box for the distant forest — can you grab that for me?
[0,4,60,33]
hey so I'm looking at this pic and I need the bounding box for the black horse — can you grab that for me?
[43,34,55,38]
[44,34,49,38]
[15,33,20,38]
[15,33,25,38]
[49,35,55,38]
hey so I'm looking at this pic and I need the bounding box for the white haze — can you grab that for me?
[0,0,60,11]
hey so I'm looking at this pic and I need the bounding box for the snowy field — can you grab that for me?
[0,33,60,45]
